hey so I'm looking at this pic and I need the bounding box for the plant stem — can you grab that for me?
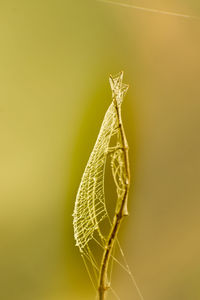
[98,100,130,300]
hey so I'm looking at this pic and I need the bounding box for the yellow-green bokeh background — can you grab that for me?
[1,1,200,299]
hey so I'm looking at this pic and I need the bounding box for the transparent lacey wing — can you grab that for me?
[73,71,128,253]
[73,102,118,252]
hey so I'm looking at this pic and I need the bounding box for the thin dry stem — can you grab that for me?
[98,96,130,300]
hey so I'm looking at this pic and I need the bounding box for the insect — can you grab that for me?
[73,72,144,300]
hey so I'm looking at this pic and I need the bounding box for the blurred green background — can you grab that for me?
[0,0,200,299]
